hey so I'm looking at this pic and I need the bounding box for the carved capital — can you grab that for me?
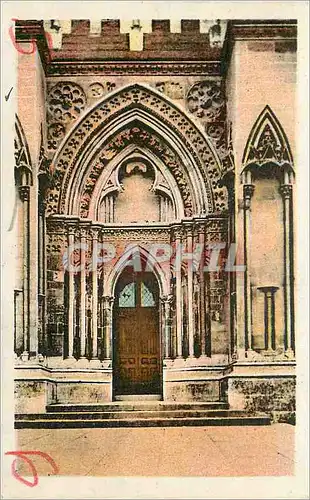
[243,184,255,209]
[19,185,30,202]
[279,184,292,200]
[90,227,100,241]
[102,296,114,309]
[183,223,193,240]
[197,222,206,235]
[171,226,182,241]
[67,224,77,237]
[258,286,279,298]
[161,294,174,305]
[80,227,89,240]
[161,294,174,318]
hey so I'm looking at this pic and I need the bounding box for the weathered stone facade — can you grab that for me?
[13,19,296,422]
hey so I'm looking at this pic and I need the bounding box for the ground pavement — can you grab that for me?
[15,423,295,477]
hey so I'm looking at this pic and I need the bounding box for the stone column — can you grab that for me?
[258,286,279,351]
[104,197,109,222]
[67,225,75,358]
[173,226,183,358]
[109,196,114,223]
[280,183,294,354]
[185,224,194,357]
[79,228,87,358]
[91,229,99,358]
[38,197,46,355]
[243,182,255,353]
[103,295,114,360]
[198,222,206,356]
[227,179,237,360]
[19,185,30,360]
[161,295,173,358]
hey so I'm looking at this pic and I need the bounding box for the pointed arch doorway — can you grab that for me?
[113,268,162,397]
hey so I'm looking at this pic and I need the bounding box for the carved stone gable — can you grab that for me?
[46,84,227,216]
[243,105,294,171]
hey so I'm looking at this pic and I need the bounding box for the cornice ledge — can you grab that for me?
[46,60,222,77]
[230,19,297,40]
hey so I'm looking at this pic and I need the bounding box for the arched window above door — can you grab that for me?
[140,282,156,307]
[119,282,136,308]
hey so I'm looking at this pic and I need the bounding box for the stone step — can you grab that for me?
[17,409,262,420]
[15,409,270,429]
[115,394,162,401]
[46,401,229,413]
[15,412,271,429]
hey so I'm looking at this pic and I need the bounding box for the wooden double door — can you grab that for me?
[113,270,161,395]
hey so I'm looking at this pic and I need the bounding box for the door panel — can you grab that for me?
[113,272,160,395]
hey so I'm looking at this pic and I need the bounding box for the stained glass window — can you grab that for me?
[119,282,136,308]
[141,282,155,307]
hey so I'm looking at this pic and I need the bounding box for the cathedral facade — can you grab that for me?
[13,19,296,423]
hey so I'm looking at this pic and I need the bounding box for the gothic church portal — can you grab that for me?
[13,18,296,423]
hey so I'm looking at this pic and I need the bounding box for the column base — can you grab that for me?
[284,348,295,360]
[75,357,91,368]
[102,358,112,368]
[89,358,102,368]
[20,351,29,362]
[245,349,257,360]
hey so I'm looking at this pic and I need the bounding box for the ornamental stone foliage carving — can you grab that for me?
[247,124,291,166]
[48,123,66,150]
[205,217,228,242]
[186,81,225,121]
[47,82,87,123]
[79,126,193,218]
[46,84,227,216]
[155,81,185,100]
[87,81,116,99]
[99,227,171,243]
[47,62,221,77]
[186,80,228,162]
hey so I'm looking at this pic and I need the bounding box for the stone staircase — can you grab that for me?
[15,401,271,428]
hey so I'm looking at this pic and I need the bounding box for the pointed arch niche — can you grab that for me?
[46,83,226,219]
[241,106,295,359]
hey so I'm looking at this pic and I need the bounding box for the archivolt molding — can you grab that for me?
[46,84,227,217]
[242,105,294,179]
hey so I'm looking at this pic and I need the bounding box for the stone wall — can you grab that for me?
[228,376,296,424]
